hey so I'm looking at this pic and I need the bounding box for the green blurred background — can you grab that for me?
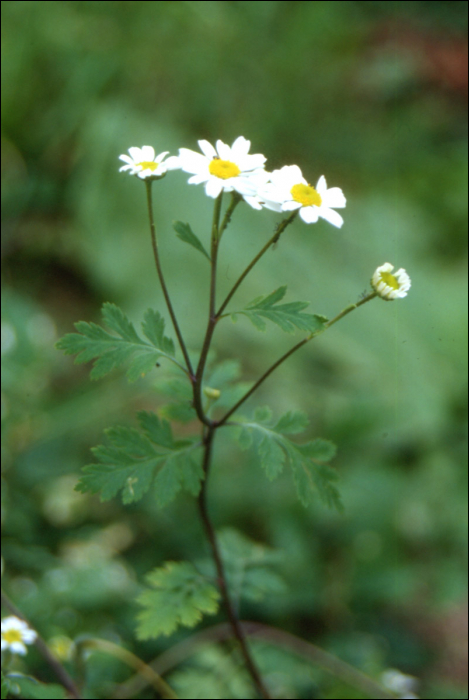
[1,1,467,698]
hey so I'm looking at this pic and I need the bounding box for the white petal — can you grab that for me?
[260,199,283,212]
[141,145,156,161]
[164,155,181,170]
[318,207,344,228]
[128,147,144,161]
[237,153,266,171]
[243,195,263,210]
[247,169,271,186]
[198,140,217,159]
[231,136,251,158]
[379,263,394,273]
[321,187,346,208]
[216,140,231,160]
[155,151,169,162]
[278,165,305,187]
[300,206,319,224]
[315,175,328,194]
[178,149,208,174]
[187,172,209,185]
[282,200,302,212]
[232,178,257,196]
[205,178,223,198]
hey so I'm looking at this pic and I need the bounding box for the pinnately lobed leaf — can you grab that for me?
[56,303,175,382]
[76,411,203,506]
[230,287,328,334]
[200,528,286,604]
[135,561,220,639]
[233,409,342,511]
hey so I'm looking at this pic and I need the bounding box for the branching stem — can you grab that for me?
[216,291,377,426]
[217,211,297,317]
[146,185,377,699]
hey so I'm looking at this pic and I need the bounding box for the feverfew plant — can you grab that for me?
[53,136,410,698]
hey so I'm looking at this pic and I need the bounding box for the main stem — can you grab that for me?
[198,428,271,699]
[145,181,194,379]
[194,194,271,698]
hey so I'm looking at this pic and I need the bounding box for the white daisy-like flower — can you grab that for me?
[371,263,411,300]
[175,136,269,208]
[259,165,346,227]
[118,146,178,180]
[1,616,37,655]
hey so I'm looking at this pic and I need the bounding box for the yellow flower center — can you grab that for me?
[290,183,322,207]
[138,161,158,171]
[380,271,399,289]
[209,157,241,180]
[3,629,23,644]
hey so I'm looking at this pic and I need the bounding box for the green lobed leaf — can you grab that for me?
[173,220,211,261]
[135,561,220,639]
[56,303,176,382]
[235,425,253,451]
[230,286,328,334]
[258,431,287,480]
[76,412,202,505]
[137,410,178,449]
[101,303,141,343]
[156,374,197,423]
[202,528,285,605]
[274,410,309,435]
[233,409,342,511]
[254,405,274,423]
[154,459,183,508]
[141,308,175,356]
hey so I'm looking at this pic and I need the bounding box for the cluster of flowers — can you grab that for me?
[119,137,410,300]
[119,136,346,227]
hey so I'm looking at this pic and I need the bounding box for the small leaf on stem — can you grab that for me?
[173,221,211,261]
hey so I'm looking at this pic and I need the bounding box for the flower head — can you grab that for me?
[371,263,411,300]
[1,616,37,655]
[118,146,178,180]
[259,165,346,227]
[175,136,269,208]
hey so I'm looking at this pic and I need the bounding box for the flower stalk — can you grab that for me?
[145,180,195,379]
[216,291,378,427]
